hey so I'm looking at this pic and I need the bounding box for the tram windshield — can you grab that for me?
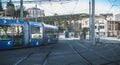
[0,25,12,40]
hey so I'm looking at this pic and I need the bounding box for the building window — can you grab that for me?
[95,26,97,29]
[99,26,104,29]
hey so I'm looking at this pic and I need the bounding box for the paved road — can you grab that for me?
[0,36,120,65]
[0,45,55,65]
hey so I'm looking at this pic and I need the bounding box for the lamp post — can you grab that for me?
[91,0,95,45]
[89,0,91,41]
[0,0,3,12]
[20,0,23,20]
[35,0,38,22]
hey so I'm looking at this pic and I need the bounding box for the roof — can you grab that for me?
[28,21,42,26]
[42,23,58,29]
[0,18,24,25]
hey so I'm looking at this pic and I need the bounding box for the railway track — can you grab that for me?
[13,44,56,65]
[66,39,93,65]
[14,52,34,65]
[41,44,56,65]
[67,39,120,65]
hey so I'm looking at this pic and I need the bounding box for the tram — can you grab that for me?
[0,19,59,50]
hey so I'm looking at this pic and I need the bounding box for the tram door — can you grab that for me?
[29,26,42,46]
[13,26,24,47]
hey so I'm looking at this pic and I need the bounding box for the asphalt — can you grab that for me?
[1,35,120,65]
[19,35,120,65]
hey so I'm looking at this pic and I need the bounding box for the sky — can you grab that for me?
[1,0,120,16]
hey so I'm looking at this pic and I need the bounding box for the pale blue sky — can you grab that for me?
[1,0,120,16]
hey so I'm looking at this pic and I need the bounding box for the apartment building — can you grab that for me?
[27,7,45,17]
[80,16,107,37]
[107,21,120,37]
[80,14,120,37]
[115,14,120,21]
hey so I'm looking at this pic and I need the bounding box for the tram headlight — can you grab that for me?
[8,41,11,45]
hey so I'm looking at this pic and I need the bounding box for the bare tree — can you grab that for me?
[5,1,15,18]
[0,0,3,11]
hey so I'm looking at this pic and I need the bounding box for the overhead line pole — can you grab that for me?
[35,0,38,22]
[89,0,91,41]
[20,0,23,20]
[91,0,95,45]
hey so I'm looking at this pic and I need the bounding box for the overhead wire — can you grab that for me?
[59,1,69,14]
[108,0,113,5]
[107,0,120,13]
[36,0,75,15]
[56,2,66,15]
[49,0,54,13]
[71,0,78,14]
[59,0,79,15]
[107,5,114,13]
[106,0,115,13]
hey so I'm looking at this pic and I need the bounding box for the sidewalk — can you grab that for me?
[59,34,120,44]
[98,37,120,44]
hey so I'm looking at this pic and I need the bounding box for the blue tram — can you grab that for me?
[0,19,59,50]
[42,23,59,44]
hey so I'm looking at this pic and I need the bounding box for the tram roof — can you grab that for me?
[42,23,58,29]
[28,21,42,26]
[0,19,24,25]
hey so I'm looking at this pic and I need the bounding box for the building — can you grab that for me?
[27,7,45,18]
[80,16,107,37]
[115,14,120,21]
[107,21,120,37]
[100,13,113,20]
[79,14,120,37]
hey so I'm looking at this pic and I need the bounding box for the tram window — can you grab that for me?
[31,27,41,39]
[54,30,58,38]
[13,26,23,36]
[45,28,53,38]
[53,29,58,38]
[0,25,12,40]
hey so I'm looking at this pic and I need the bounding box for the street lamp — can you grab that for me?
[91,0,95,45]
[35,0,38,22]
[20,0,23,20]
[89,0,91,41]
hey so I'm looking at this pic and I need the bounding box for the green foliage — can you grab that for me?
[0,0,3,11]
[5,2,15,17]
[14,9,28,18]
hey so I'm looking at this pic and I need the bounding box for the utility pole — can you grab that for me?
[35,0,38,22]
[91,0,95,45]
[0,0,3,11]
[20,0,23,20]
[89,0,91,41]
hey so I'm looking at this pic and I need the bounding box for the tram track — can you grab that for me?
[65,39,120,65]
[14,52,34,65]
[13,44,56,65]
[66,39,93,65]
[74,40,120,65]
[41,44,56,65]
[77,41,113,63]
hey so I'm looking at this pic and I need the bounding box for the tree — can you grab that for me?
[0,0,3,11]
[5,1,15,18]
[14,9,28,18]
